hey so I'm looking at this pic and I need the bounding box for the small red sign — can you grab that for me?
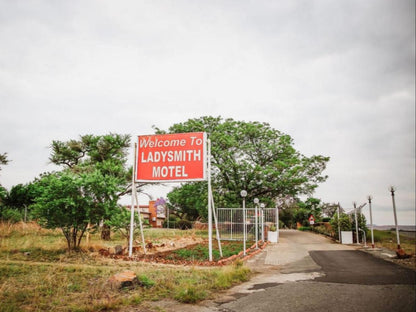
[309,215,315,225]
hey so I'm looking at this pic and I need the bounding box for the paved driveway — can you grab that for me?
[150,230,416,312]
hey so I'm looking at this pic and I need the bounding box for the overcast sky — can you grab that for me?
[1,0,414,225]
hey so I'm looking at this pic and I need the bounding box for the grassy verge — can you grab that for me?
[371,229,416,255]
[170,241,244,262]
[0,222,251,311]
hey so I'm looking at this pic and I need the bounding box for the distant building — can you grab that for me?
[125,199,166,228]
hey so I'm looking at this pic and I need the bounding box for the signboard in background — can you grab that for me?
[309,215,315,225]
[136,132,207,182]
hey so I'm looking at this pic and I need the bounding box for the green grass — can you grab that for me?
[370,229,416,255]
[0,222,251,311]
[172,241,244,262]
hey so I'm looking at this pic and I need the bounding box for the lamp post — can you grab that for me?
[390,187,401,249]
[260,203,265,242]
[254,198,259,249]
[241,190,247,255]
[337,203,341,243]
[353,202,359,244]
[276,199,279,243]
[367,196,374,248]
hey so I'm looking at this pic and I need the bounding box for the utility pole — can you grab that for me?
[368,196,375,248]
[353,202,359,244]
[241,190,247,255]
[390,187,401,249]
[337,202,341,243]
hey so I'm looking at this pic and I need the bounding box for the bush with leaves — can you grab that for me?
[104,206,144,244]
[32,169,124,250]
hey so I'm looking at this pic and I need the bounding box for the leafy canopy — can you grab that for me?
[155,116,330,220]
[0,153,9,171]
[32,134,132,249]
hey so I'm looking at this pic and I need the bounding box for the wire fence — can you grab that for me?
[217,208,277,241]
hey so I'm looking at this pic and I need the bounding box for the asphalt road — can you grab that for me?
[218,231,416,312]
[153,230,416,312]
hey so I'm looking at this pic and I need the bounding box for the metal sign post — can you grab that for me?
[129,132,209,258]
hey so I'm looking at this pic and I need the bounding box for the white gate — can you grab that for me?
[217,208,277,241]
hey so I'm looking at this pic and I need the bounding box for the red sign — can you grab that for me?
[136,132,207,182]
[309,215,315,225]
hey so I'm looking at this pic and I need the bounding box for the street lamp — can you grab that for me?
[390,187,401,249]
[353,202,359,244]
[367,195,374,248]
[260,203,265,242]
[336,203,341,244]
[254,198,259,249]
[275,198,280,243]
[241,190,247,255]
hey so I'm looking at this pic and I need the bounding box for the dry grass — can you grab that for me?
[0,222,250,311]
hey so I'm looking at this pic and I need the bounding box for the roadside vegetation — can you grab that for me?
[0,222,250,311]
[371,229,416,255]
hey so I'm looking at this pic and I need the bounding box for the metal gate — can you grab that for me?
[217,208,277,241]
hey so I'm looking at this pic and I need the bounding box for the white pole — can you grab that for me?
[260,203,265,242]
[134,184,146,254]
[128,189,135,257]
[128,154,136,257]
[243,197,246,255]
[337,203,341,243]
[211,195,223,257]
[231,209,233,240]
[276,204,279,243]
[368,196,374,248]
[354,202,359,244]
[207,138,213,262]
[390,187,401,249]
[254,199,259,249]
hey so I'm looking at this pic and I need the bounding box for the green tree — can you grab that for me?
[330,213,353,240]
[296,197,324,225]
[0,153,9,171]
[155,116,330,217]
[104,206,143,244]
[33,169,124,250]
[0,153,9,207]
[352,212,368,242]
[0,183,37,222]
[167,182,208,221]
[48,134,132,240]
[0,185,6,206]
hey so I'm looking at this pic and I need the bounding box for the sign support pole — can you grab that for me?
[128,144,136,257]
[207,138,213,262]
[133,181,147,254]
[211,194,223,258]
[129,143,147,257]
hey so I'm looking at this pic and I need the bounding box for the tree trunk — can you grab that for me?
[101,224,111,240]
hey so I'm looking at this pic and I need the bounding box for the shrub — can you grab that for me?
[1,208,22,223]
[177,220,192,230]
[174,287,207,303]
[137,274,155,288]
